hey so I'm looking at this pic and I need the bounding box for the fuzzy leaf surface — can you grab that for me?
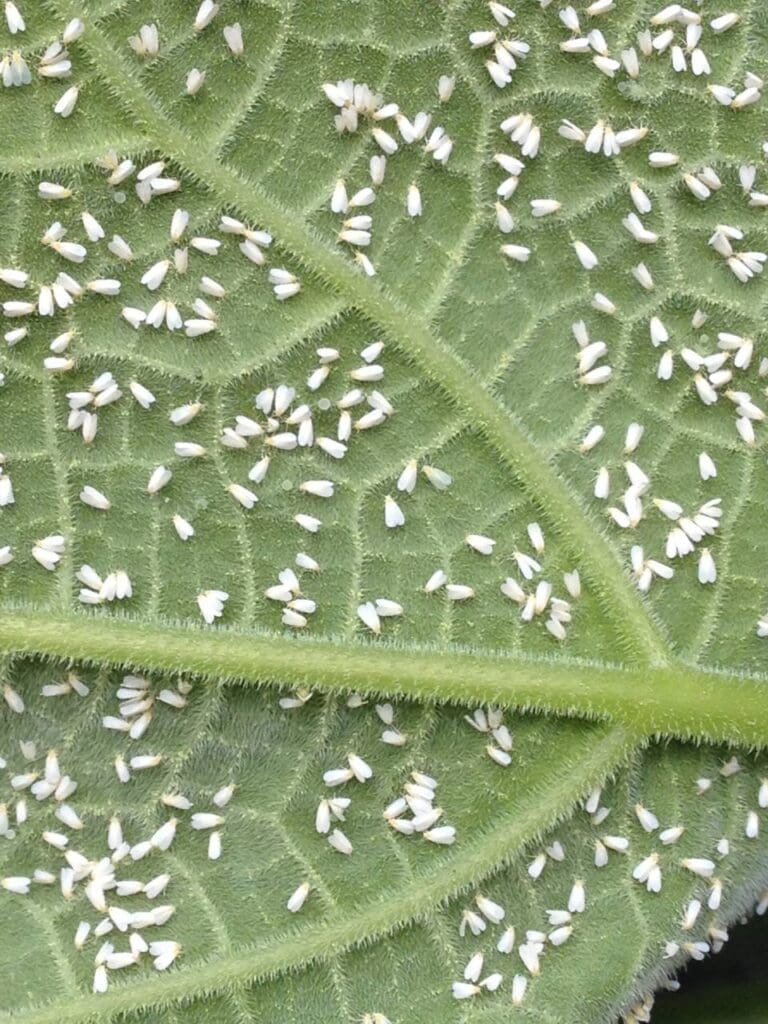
[0,0,767,1020]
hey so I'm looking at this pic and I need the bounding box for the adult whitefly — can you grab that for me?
[471,894,502,924]
[127,381,155,410]
[681,857,716,878]
[424,569,447,593]
[698,548,716,584]
[375,599,402,618]
[287,882,310,913]
[227,482,258,509]
[527,852,546,879]
[568,879,586,913]
[465,533,495,555]
[140,259,169,291]
[486,745,512,765]
[357,601,381,634]
[424,825,455,845]
[2,683,23,716]
[501,242,530,262]
[150,940,181,971]
[327,828,353,855]
[634,803,659,832]
[191,812,224,831]
[659,826,684,845]
[511,974,528,1006]
[294,513,321,533]
[451,981,480,1000]
[197,589,228,624]
[147,466,172,494]
[347,753,373,783]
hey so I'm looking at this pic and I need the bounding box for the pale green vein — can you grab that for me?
[0,612,766,746]
[0,135,153,174]
[36,7,669,668]
[5,723,635,1024]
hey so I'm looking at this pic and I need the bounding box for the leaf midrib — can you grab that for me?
[29,3,668,669]
[5,723,636,1024]
[1,611,766,746]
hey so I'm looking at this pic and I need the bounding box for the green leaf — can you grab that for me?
[0,0,767,1020]
[1,657,767,1024]
[1,0,768,740]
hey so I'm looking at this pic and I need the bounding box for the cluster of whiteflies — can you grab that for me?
[0,331,408,627]
[452,889,580,1004]
[319,752,456,852]
[493,111,560,264]
[64,371,122,445]
[100,155,181,205]
[275,696,693,1014]
[195,339,396,623]
[1,160,302,384]
[264,563,319,631]
[415,522,582,643]
[0,8,82,90]
[555,3,734,81]
[277,690,458,855]
[319,751,370,857]
[356,597,403,637]
[100,672,189,764]
[0,669,260,994]
[468,2,529,89]
[452,802,584,1007]
[709,69,765,111]
[566,263,766,599]
[482,4,764,288]
[500,126,767,282]
[128,4,244,60]
[708,221,768,283]
[464,706,515,768]
[578,415,723,592]
[686,161,766,220]
[1,2,765,650]
[322,78,453,161]
[353,478,578,641]
[0,530,58,570]
[469,2,747,92]
[119,204,298,333]
[127,5,245,98]
[559,3,748,84]
[571,318,613,387]
[76,565,132,605]
[447,745,767,1010]
[650,311,767,441]
[580,302,766,435]
[30,534,65,572]
[383,769,456,844]
[323,75,454,276]
[1,312,586,642]
[558,117,648,159]
[609,472,721,561]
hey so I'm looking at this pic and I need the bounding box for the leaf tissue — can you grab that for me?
[0,2,767,1022]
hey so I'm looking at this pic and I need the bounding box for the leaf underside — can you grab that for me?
[0,0,767,1020]
[1,657,767,1024]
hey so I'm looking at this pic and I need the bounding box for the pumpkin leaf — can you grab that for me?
[1,0,767,1019]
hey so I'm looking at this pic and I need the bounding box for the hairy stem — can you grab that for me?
[1,612,765,746]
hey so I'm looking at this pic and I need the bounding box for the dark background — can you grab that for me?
[652,911,768,1022]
